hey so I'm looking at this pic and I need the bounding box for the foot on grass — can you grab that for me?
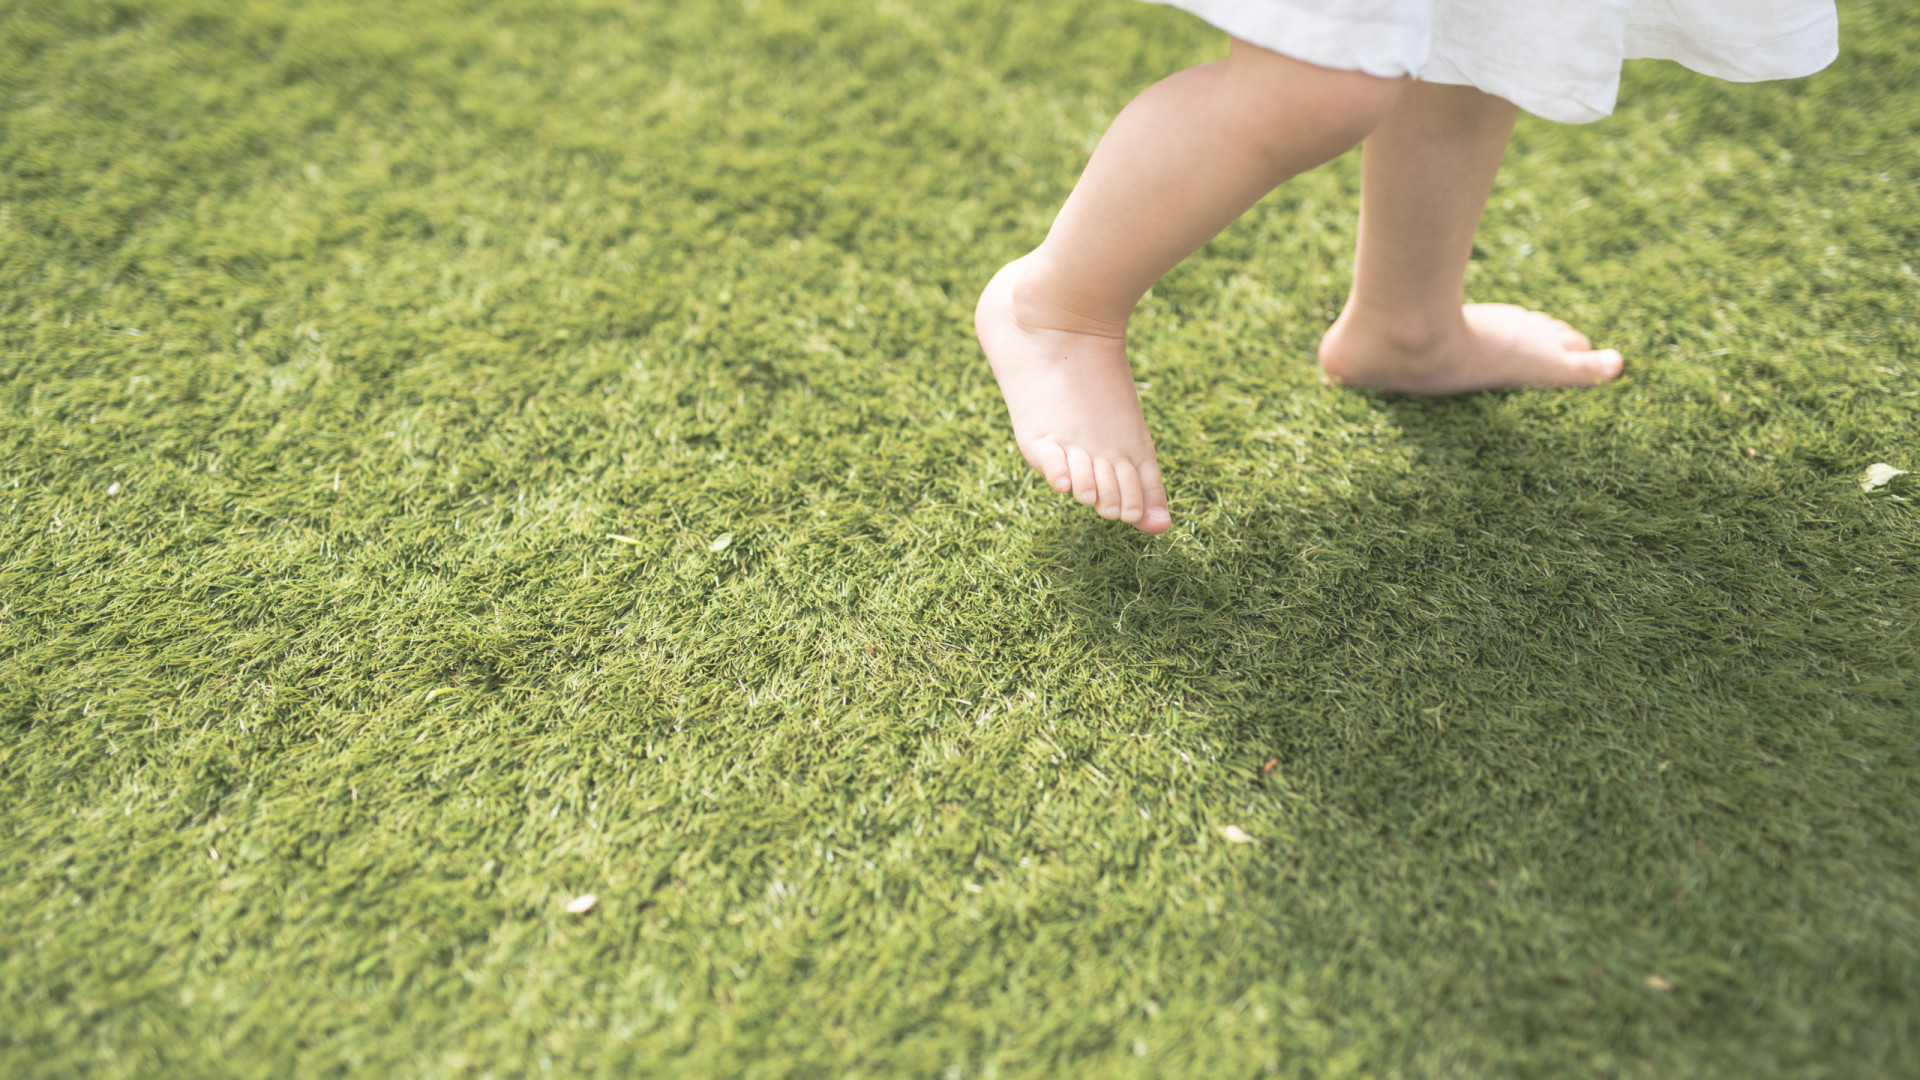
[976,255,1171,534]
[1318,302,1624,395]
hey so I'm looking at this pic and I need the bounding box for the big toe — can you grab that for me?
[1576,348,1624,383]
[1137,461,1171,534]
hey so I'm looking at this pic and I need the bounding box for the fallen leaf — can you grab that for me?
[1645,974,1674,992]
[709,532,733,552]
[1261,759,1278,776]
[1863,463,1907,491]
[564,893,598,914]
[1216,824,1254,844]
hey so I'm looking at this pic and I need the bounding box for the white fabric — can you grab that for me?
[1142,0,1839,123]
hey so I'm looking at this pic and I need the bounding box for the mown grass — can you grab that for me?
[2,0,1916,1075]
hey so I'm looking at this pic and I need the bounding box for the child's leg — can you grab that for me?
[1318,81,1624,393]
[978,40,1401,533]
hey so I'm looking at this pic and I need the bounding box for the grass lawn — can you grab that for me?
[3,0,1916,1075]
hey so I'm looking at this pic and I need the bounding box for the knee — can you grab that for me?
[1224,39,1402,157]
[1311,71,1403,143]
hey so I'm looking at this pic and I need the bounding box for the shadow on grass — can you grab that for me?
[1032,385,1907,742]
[1019,389,1916,1045]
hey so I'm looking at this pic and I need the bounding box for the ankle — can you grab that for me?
[1333,303,1465,355]
[1008,252,1130,339]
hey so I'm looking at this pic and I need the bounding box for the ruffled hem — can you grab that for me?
[1151,0,1431,79]
[1140,1,1838,123]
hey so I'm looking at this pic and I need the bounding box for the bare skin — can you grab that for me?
[979,46,1623,534]
[1318,81,1623,392]
[978,42,1400,533]
[1319,301,1622,394]
[977,255,1171,529]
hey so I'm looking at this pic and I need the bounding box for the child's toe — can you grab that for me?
[1067,446,1097,505]
[1094,457,1122,519]
[1116,461,1145,524]
[1138,460,1171,534]
[1031,441,1073,493]
[1574,348,1623,382]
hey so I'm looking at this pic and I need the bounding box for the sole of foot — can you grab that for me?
[1318,302,1624,395]
[975,256,1172,534]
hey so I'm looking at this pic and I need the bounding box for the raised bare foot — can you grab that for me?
[1317,303,1624,395]
[976,255,1171,533]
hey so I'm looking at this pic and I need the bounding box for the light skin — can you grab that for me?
[976,39,1624,534]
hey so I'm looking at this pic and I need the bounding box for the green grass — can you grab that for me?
[3,0,1916,1075]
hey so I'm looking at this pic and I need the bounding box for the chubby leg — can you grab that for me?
[1318,81,1624,393]
[979,41,1401,533]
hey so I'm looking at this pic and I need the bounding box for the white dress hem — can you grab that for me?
[1140,0,1839,123]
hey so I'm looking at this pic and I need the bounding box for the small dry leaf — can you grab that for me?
[708,532,733,552]
[564,893,598,914]
[1862,463,1907,491]
[1261,758,1278,776]
[1216,824,1254,844]
[1645,974,1674,992]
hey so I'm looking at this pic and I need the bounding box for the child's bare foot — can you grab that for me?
[976,256,1172,533]
[1317,303,1624,395]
